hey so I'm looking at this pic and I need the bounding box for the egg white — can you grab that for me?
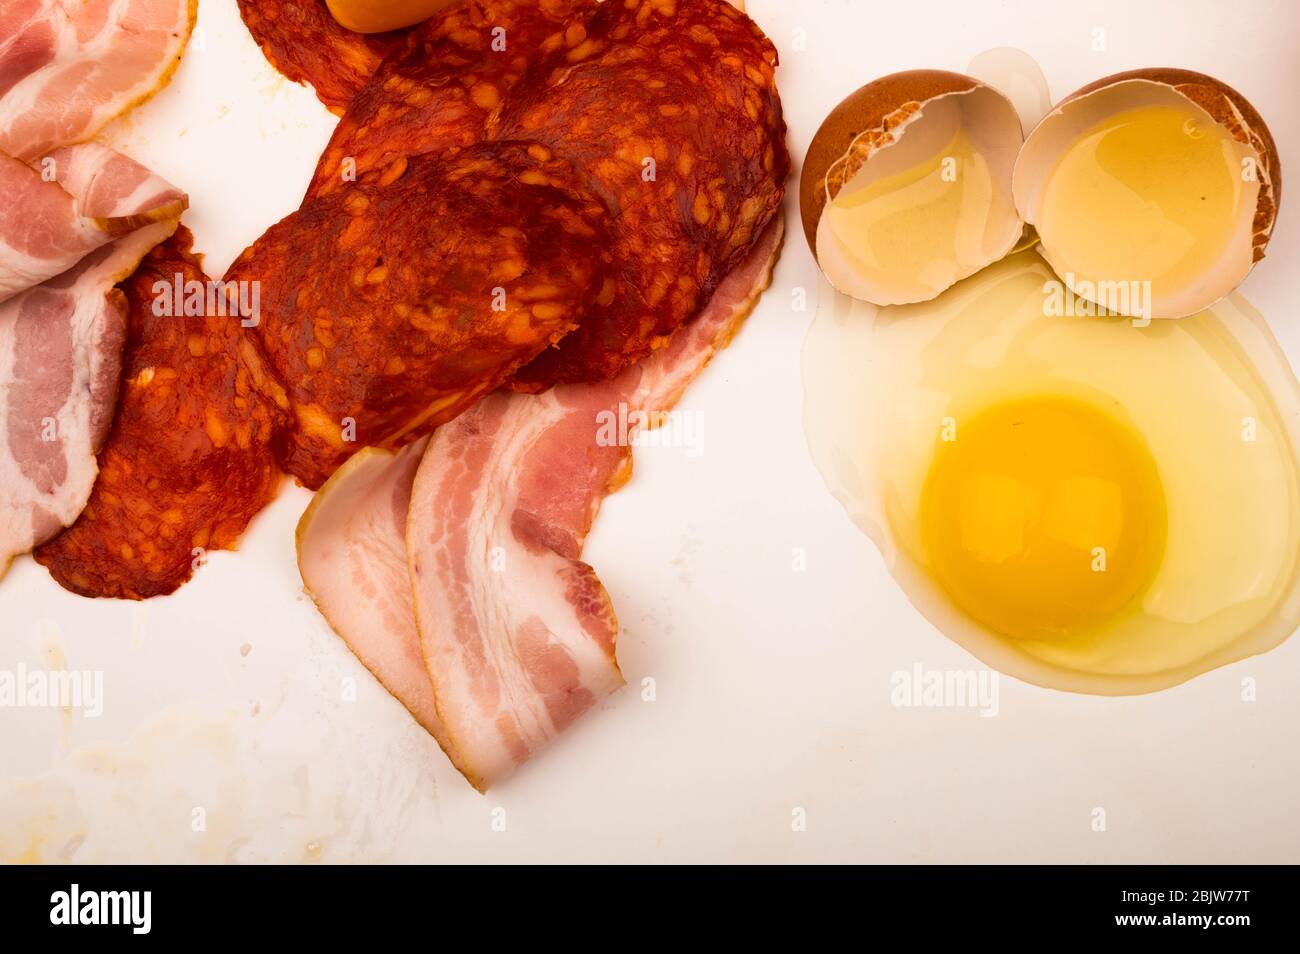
[803,250,1300,694]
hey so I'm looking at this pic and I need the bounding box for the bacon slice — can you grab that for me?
[297,218,781,789]
[0,218,179,578]
[34,227,286,599]
[0,142,186,303]
[44,141,187,223]
[407,217,783,789]
[0,0,197,162]
[296,438,448,743]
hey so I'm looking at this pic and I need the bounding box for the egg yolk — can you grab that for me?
[920,396,1167,640]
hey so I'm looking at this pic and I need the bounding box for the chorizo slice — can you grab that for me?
[306,0,595,201]
[492,0,789,389]
[236,0,403,114]
[34,227,288,599]
[227,141,611,490]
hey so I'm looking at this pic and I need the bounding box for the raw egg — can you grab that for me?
[1014,69,1282,320]
[803,251,1300,694]
[800,71,1025,306]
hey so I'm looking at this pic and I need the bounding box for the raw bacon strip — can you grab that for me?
[0,218,179,578]
[229,141,612,490]
[0,143,187,303]
[236,0,404,114]
[305,0,594,200]
[405,217,783,790]
[493,0,788,389]
[0,0,196,161]
[296,438,449,743]
[34,228,287,600]
[299,217,782,789]
[45,141,187,224]
[0,1,56,102]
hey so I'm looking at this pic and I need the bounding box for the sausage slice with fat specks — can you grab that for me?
[494,0,789,389]
[227,141,612,489]
[35,227,287,599]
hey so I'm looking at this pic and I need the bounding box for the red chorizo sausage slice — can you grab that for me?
[236,0,403,114]
[306,0,595,201]
[492,0,789,389]
[227,141,612,489]
[34,227,288,599]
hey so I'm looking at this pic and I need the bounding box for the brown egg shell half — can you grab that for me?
[1013,68,1282,320]
[799,70,1025,305]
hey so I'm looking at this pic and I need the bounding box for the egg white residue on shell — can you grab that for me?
[802,251,1300,694]
[1012,80,1264,321]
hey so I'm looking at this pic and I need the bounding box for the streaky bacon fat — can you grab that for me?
[408,217,780,789]
[296,437,449,745]
[296,217,781,789]
[0,0,197,161]
[0,217,180,577]
[0,142,186,303]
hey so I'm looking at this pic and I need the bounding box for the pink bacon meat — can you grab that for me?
[296,436,450,748]
[0,0,197,162]
[0,142,186,302]
[298,217,783,790]
[0,1,194,579]
[0,217,179,576]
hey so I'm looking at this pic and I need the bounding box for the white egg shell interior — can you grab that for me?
[814,84,1025,306]
[803,251,1300,694]
[965,47,1053,134]
[1013,79,1262,320]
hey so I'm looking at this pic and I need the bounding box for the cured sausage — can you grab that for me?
[228,141,612,489]
[34,227,287,599]
[236,0,401,114]
[306,0,594,200]
[491,0,789,389]
[246,0,786,396]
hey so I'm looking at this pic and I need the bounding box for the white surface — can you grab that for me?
[2,0,1299,864]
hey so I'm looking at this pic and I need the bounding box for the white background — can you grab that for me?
[1,0,1298,863]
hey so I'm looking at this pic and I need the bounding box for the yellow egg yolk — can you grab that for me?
[920,396,1167,640]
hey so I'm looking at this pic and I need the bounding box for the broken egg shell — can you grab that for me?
[799,70,1025,306]
[1013,68,1282,320]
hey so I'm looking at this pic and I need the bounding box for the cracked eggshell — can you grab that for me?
[1013,68,1282,320]
[799,70,1025,306]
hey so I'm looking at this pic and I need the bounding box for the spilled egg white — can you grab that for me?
[803,251,1300,694]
